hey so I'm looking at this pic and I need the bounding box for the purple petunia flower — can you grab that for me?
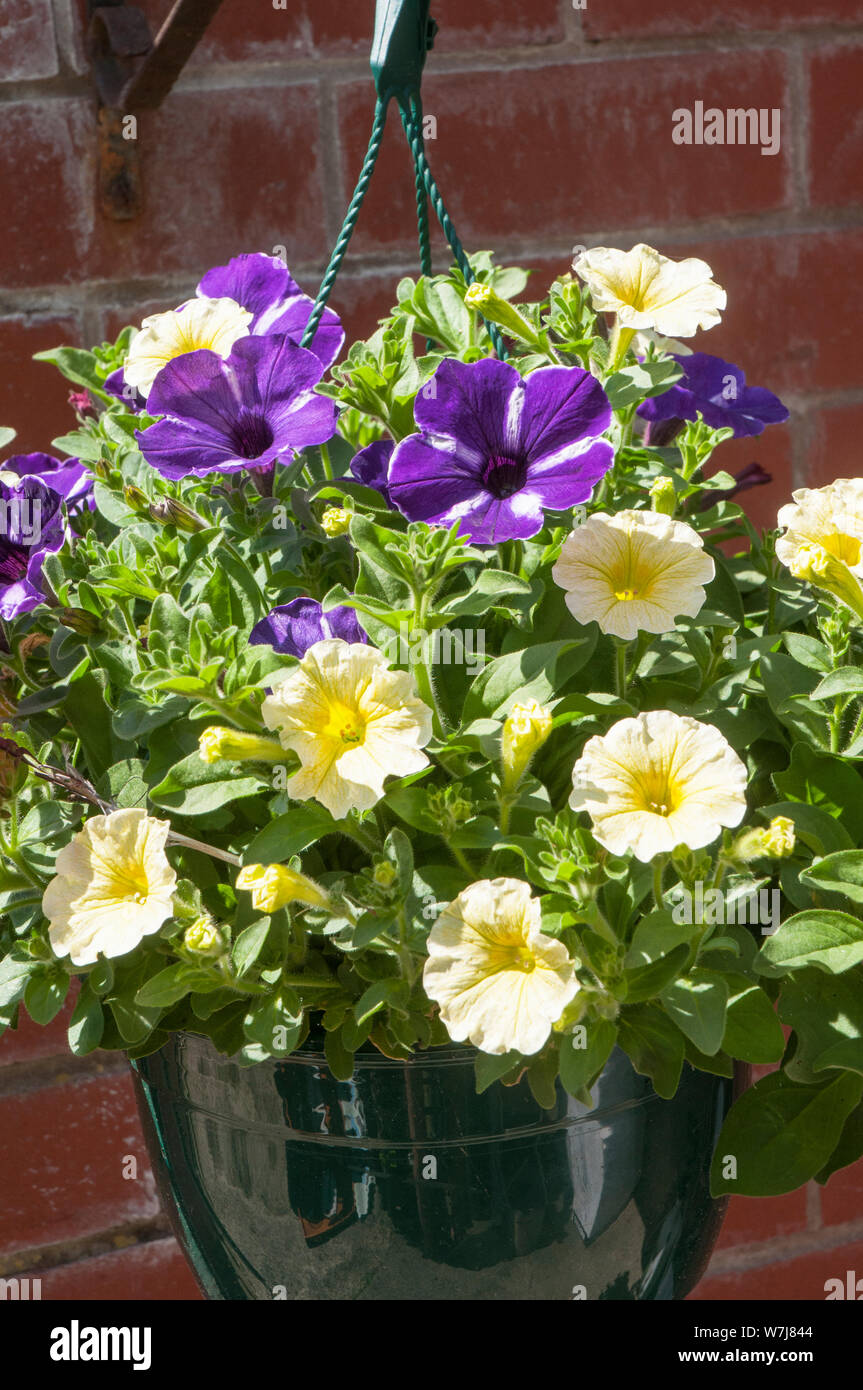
[350,439,394,505]
[387,358,614,544]
[1,453,93,513]
[104,367,146,414]
[197,254,344,371]
[135,334,337,481]
[249,597,366,658]
[637,353,789,440]
[0,476,69,619]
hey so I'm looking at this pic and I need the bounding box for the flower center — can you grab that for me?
[339,723,363,745]
[826,532,862,568]
[0,540,30,583]
[513,946,537,972]
[230,409,275,460]
[324,700,366,747]
[481,454,528,500]
[614,587,638,601]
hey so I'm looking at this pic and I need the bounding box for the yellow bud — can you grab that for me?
[501,699,553,791]
[183,915,222,955]
[236,863,330,913]
[198,726,284,765]
[321,507,351,537]
[789,544,863,621]
[730,816,796,863]
[373,861,397,888]
[649,476,677,516]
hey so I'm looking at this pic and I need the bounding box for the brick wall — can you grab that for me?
[0,0,862,1300]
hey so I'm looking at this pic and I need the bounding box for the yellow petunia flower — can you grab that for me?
[123,296,252,398]
[261,639,433,819]
[552,510,714,641]
[775,478,863,619]
[570,710,747,862]
[236,863,330,913]
[573,244,726,339]
[423,878,579,1056]
[43,808,177,966]
[501,699,553,791]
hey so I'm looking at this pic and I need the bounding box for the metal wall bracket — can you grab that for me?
[87,0,227,219]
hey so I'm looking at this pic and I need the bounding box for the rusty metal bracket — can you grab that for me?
[87,0,227,219]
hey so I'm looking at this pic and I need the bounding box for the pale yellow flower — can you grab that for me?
[183,915,222,954]
[552,510,714,641]
[423,878,579,1056]
[320,507,352,537]
[775,479,863,617]
[570,711,747,862]
[574,244,726,338]
[731,815,796,863]
[261,639,433,818]
[236,863,330,912]
[198,726,284,764]
[123,296,252,397]
[43,809,177,966]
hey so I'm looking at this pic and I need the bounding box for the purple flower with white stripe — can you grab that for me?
[388,359,613,543]
[0,476,69,619]
[250,597,366,658]
[135,334,337,480]
[197,254,344,371]
[637,353,789,439]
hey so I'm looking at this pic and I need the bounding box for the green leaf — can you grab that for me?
[135,964,204,1009]
[474,1051,522,1094]
[721,975,786,1063]
[815,1102,863,1184]
[0,951,38,1011]
[243,805,339,863]
[625,910,694,967]
[762,800,853,857]
[660,969,729,1055]
[710,1071,863,1196]
[324,1026,355,1081]
[624,944,691,1003]
[149,750,267,816]
[758,910,863,976]
[525,1047,559,1110]
[617,1003,685,1099]
[24,973,69,1026]
[109,993,162,1045]
[67,984,104,1055]
[603,358,683,410]
[558,1017,617,1099]
[243,991,302,1055]
[462,635,596,723]
[810,668,863,700]
[354,979,408,1026]
[800,851,863,905]
[779,967,863,1078]
[231,918,271,976]
[439,568,532,617]
[773,745,863,844]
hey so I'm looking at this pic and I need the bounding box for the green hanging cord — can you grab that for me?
[401,99,432,278]
[401,95,507,360]
[300,96,389,352]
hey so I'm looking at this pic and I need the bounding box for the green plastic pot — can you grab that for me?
[132,1031,738,1300]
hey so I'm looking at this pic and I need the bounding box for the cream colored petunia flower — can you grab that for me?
[775,478,863,617]
[552,510,715,641]
[573,244,726,338]
[43,808,177,966]
[123,296,252,397]
[423,878,579,1056]
[570,711,747,862]
[262,639,433,819]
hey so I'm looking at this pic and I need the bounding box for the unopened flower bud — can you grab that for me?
[373,860,397,889]
[788,544,863,621]
[464,282,541,348]
[649,476,677,516]
[321,507,351,537]
[198,726,284,765]
[123,484,150,513]
[183,915,222,955]
[501,699,553,791]
[148,497,207,533]
[58,607,102,636]
[236,862,330,913]
[730,816,796,863]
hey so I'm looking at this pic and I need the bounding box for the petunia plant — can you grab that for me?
[2,242,863,1202]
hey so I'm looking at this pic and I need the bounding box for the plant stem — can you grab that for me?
[167,832,241,866]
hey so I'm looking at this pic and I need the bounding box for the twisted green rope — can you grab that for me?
[300,97,389,352]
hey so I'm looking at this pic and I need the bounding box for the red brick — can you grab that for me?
[338,54,791,255]
[86,86,327,284]
[809,45,863,210]
[820,1154,863,1227]
[805,404,863,488]
[690,1237,863,1299]
[29,1236,202,1300]
[584,0,863,40]
[668,231,863,396]
[0,1073,158,1256]
[0,101,92,288]
[716,1189,809,1250]
[0,986,78,1066]
[0,313,86,457]
[0,0,59,79]
[125,0,563,64]
[705,420,793,534]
